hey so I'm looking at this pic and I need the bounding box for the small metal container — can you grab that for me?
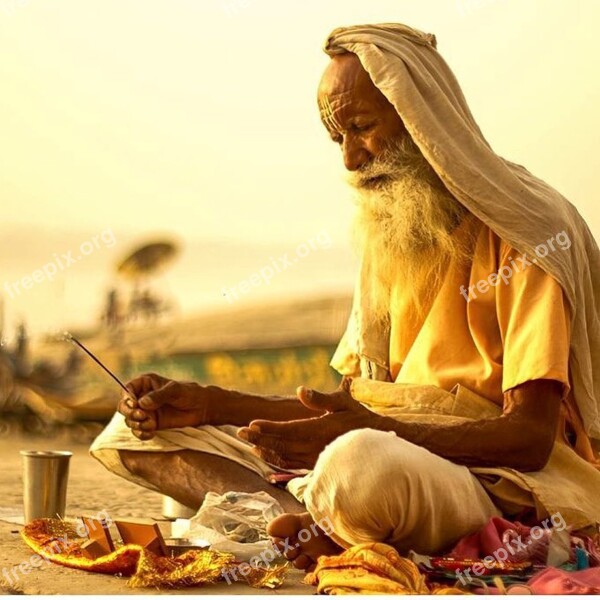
[20,450,72,523]
[165,537,210,557]
[161,495,196,520]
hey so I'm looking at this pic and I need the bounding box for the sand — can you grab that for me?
[0,429,308,595]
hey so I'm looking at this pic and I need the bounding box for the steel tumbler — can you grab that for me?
[21,450,72,523]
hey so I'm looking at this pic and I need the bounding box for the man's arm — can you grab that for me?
[118,373,324,440]
[207,386,325,426]
[374,379,563,471]
[238,378,563,471]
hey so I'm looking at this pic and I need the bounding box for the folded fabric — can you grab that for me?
[449,516,574,567]
[304,542,469,594]
[20,518,285,589]
[450,517,532,562]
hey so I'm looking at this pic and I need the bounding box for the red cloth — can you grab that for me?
[528,567,600,594]
[449,517,531,561]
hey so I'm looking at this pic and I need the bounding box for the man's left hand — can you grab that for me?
[237,380,382,469]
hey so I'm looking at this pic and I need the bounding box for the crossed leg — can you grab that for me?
[268,429,502,571]
[118,428,501,574]
[119,449,304,513]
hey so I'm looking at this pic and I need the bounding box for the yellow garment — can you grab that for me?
[389,221,571,404]
[305,542,470,595]
[304,542,429,594]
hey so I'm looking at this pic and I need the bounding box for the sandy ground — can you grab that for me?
[0,430,308,595]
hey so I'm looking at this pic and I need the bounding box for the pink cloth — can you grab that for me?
[449,517,531,562]
[528,567,600,594]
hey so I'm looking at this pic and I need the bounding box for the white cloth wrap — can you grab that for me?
[90,413,282,491]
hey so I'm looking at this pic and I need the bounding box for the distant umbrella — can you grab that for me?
[117,241,179,279]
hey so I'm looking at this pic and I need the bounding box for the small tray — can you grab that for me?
[165,537,211,557]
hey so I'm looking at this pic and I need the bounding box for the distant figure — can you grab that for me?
[102,288,123,329]
[14,322,31,378]
[128,286,166,323]
[63,347,83,377]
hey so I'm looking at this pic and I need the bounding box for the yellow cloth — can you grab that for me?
[389,221,571,404]
[304,542,431,595]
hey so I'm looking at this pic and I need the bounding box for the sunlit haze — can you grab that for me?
[2,0,598,336]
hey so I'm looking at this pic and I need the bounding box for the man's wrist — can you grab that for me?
[200,385,242,425]
[371,412,404,436]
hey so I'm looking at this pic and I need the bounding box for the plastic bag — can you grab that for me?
[183,491,284,562]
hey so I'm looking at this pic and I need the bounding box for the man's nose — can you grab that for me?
[343,140,371,171]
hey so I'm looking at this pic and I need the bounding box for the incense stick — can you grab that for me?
[63,331,136,401]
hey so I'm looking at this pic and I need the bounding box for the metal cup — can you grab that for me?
[20,450,72,523]
[161,495,196,520]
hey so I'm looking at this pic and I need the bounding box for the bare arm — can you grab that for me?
[118,373,324,440]
[239,379,564,471]
[374,379,563,470]
[205,386,325,426]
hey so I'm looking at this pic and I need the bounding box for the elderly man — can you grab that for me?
[91,24,600,571]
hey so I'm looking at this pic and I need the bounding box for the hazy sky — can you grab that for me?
[1,0,599,335]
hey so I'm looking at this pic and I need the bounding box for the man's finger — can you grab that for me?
[135,418,157,432]
[251,446,312,470]
[119,401,133,418]
[240,418,313,439]
[125,383,140,401]
[296,386,353,413]
[138,384,175,410]
[130,409,149,422]
[132,429,154,441]
[125,372,165,399]
[238,428,309,454]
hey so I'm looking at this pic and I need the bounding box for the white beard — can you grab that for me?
[349,135,476,322]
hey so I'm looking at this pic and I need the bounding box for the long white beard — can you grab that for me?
[349,135,476,322]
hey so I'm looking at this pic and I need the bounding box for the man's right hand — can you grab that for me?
[118,373,212,440]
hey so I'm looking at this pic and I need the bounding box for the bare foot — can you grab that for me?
[267,512,342,571]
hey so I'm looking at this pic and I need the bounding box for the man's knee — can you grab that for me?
[311,430,401,499]
[315,428,401,479]
[119,450,148,477]
[119,450,180,479]
[305,429,406,544]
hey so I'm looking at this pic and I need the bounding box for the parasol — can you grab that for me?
[117,241,179,279]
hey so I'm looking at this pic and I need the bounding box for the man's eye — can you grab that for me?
[353,123,373,133]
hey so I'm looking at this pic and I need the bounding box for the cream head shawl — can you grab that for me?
[325,24,600,440]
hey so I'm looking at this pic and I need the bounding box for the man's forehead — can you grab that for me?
[318,94,375,130]
[318,54,388,120]
[318,54,374,98]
